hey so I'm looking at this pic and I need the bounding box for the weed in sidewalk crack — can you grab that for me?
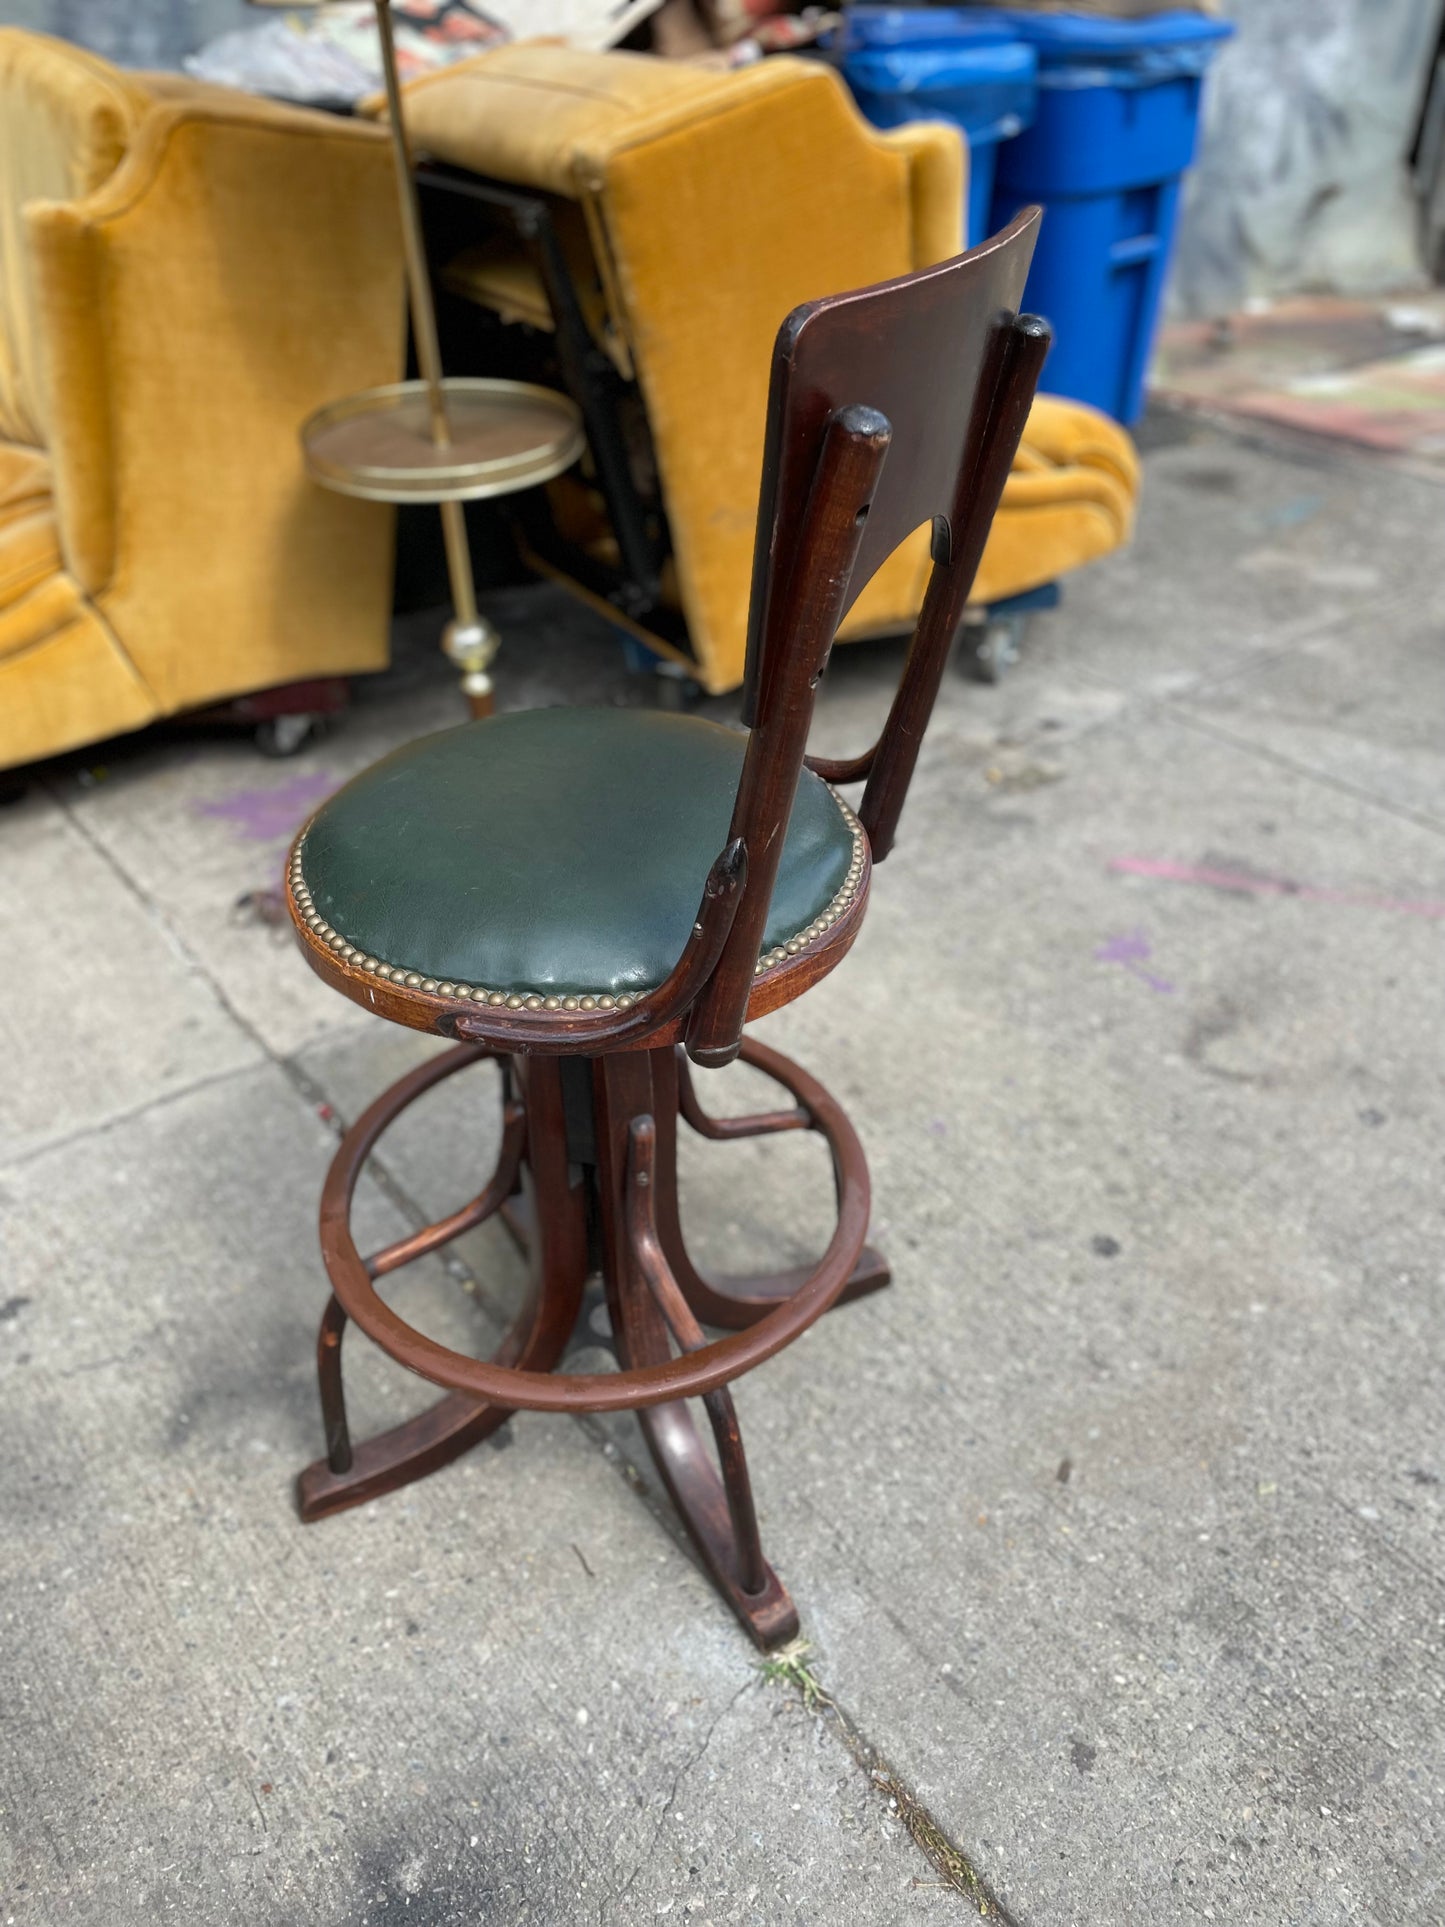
[756,1640,1016,1921]
[756,1639,831,1714]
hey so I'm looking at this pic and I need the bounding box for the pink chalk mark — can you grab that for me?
[1110,856,1445,922]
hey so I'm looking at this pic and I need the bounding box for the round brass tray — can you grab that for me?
[301,378,586,504]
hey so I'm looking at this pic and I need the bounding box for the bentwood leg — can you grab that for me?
[593,1050,799,1647]
[659,1045,891,1329]
[293,1040,870,1644]
[296,1055,589,1521]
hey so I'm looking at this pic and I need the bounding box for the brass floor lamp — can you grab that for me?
[301,2,585,715]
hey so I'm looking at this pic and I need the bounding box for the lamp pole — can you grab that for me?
[371,0,499,714]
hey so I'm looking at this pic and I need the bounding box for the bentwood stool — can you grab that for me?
[286,211,1050,1646]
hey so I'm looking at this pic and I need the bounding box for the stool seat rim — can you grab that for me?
[286,823,872,1054]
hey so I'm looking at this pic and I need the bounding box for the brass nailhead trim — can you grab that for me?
[288,791,865,1014]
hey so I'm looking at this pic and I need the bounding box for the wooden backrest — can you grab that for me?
[687,209,1049,1066]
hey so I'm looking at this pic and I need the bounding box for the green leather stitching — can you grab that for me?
[290,794,862,1009]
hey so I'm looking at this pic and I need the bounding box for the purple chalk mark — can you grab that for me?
[1094,928,1175,995]
[196,770,336,843]
[1094,930,1151,967]
[1110,855,1445,921]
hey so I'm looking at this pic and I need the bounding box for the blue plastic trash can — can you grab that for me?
[982,9,1233,423]
[837,10,1038,246]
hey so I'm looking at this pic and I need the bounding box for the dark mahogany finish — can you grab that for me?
[289,216,1049,1645]
[690,208,1047,1061]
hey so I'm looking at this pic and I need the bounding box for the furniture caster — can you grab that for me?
[616,633,703,709]
[960,581,1061,682]
[962,611,1026,683]
[654,661,703,710]
[192,676,348,751]
[255,712,320,757]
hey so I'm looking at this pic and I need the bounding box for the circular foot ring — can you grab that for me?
[320,1039,871,1413]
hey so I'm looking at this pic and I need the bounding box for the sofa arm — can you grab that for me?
[874,121,965,268]
[27,91,406,711]
[1012,394,1141,497]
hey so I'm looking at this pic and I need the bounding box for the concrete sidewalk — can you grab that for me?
[2,407,1442,1926]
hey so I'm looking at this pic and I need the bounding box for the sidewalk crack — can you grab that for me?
[614,1675,755,1908]
[760,1641,1020,1922]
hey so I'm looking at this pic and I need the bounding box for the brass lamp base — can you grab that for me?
[298,0,587,714]
[301,378,584,504]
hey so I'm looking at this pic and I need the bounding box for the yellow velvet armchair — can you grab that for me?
[0,30,406,774]
[394,42,1140,695]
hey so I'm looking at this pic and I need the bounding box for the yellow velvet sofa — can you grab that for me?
[0,30,406,774]
[393,42,1140,695]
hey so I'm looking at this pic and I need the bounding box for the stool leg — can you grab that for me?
[657,1046,891,1329]
[699,1387,767,1598]
[317,1293,352,1474]
[297,1058,588,1522]
[593,1051,798,1648]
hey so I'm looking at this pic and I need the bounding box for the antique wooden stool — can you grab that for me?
[287,212,1049,1646]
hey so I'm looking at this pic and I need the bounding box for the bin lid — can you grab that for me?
[959,8,1233,83]
[837,9,1038,140]
[840,8,1025,48]
[840,35,1038,143]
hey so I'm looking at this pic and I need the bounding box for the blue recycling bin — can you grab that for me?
[837,10,1038,246]
[981,9,1233,423]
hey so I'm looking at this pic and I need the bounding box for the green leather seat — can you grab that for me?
[296,707,859,1002]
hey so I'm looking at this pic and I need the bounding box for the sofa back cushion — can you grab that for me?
[400,47,956,692]
[0,29,144,446]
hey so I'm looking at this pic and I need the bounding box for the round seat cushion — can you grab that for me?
[296,707,860,1001]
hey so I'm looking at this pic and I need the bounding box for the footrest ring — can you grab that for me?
[321,1038,871,1414]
